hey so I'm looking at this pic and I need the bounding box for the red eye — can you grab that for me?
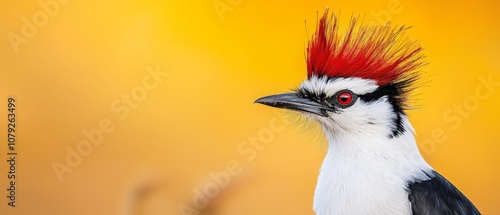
[337,91,353,105]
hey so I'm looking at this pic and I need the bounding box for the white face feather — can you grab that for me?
[298,76,432,215]
[300,76,379,96]
[299,76,399,138]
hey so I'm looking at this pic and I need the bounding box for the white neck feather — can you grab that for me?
[313,117,432,215]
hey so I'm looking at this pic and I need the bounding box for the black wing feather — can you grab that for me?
[408,170,480,215]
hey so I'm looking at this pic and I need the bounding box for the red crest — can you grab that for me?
[307,10,425,85]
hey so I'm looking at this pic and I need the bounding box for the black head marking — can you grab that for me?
[359,82,408,138]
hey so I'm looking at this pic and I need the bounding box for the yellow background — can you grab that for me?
[1,0,499,214]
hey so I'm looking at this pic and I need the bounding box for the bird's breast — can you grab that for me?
[312,147,427,215]
[314,158,412,214]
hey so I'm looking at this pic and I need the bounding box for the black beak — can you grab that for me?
[254,93,333,117]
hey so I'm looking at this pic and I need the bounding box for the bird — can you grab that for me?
[254,10,480,215]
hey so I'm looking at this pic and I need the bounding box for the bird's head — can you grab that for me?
[256,10,425,138]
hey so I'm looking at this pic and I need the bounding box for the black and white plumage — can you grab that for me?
[255,10,480,215]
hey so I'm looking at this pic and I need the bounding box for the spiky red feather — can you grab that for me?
[306,10,424,86]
